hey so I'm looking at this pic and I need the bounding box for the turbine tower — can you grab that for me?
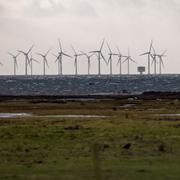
[36,49,51,76]
[116,47,127,75]
[8,52,20,75]
[140,41,153,74]
[29,53,39,75]
[81,52,94,75]
[71,46,84,75]
[123,49,136,75]
[156,50,167,74]
[18,45,34,76]
[107,43,118,75]
[90,39,107,75]
[53,40,72,75]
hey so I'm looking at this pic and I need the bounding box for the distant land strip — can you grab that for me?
[1,92,180,101]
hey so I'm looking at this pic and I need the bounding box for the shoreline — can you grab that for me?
[0,92,180,101]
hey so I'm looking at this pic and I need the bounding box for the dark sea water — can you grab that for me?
[0,75,180,96]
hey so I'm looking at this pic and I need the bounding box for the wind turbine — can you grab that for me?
[29,53,39,75]
[106,43,118,75]
[8,52,20,75]
[18,45,34,76]
[81,52,94,75]
[116,47,127,75]
[123,49,136,75]
[156,50,167,74]
[151,47,159,75]
[53,40,72,75]
[140,40,153,74]
[71,46,84,75]
[90,39,107,75]
[36,49,51,75]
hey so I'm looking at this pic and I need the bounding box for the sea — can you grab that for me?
[0,74,180,96]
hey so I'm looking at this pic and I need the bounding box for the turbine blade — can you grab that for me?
[77,53,84,56]
[45,49,51,56]
[161,49,167,56]
[140,52,149,56]
[27,56,31,65]
[160,58,165,68]
[32,58,39,63]
[15,60,18,68]
[27,45,34,54]
[16,53,21,57]
[149,40,153,52]
[152,46,156,54]
[71,46,77,55]
[100,38,105,51]
[151,58,155,65]
[62,52,72,58]
[36,53,44,57]
[106,42,112,53]
[8,52,14,57]
[116,60,120,65]
[89,51,98,53]
[130,58,137,64]
[58,39,62,52]
[116,46,121,55]
[90,53,94,58]
[45,59,49,68]
[101,53,106,62]
[123,58,128,63]
[52,53,58,58]
[18,50,25,54]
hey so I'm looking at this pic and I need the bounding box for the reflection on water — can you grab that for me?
[0,113,107,119]
[0,113,31,118]
[158,114,180,117]
[43,115,107,118]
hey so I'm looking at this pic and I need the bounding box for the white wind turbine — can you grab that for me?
[53,40,72,75]
[80,52,94,75]
[18,45,34,76]
[29,52,39,75]
[116,47,127,75]
[140,40,153,74]
[151,47,159,75]
[36,49,51,75]
[8,52,20,75]
[71,46,84,75]
[106,43,118,75]
[153,49,167,74]
[123,49,136,75]
[90,39,107,75]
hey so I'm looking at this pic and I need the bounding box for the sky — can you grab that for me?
[0,0,180,75]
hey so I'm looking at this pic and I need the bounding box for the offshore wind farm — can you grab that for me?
[1,39,168,76]
[0,39,176,96]
[0,39,174,96]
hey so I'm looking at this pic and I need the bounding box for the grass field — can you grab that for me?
[0,98,180,179]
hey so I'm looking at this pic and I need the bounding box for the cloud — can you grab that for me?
[0,4,5,15]
[68,1,98,18]
[25,0,66,18]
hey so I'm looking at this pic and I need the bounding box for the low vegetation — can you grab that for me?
[0,98,180,179]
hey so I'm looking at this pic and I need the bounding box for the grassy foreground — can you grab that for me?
[0,98,180,179]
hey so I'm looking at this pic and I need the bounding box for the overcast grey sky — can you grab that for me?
[0,0,180,75]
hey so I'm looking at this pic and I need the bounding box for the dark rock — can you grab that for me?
[158,144,166,152]
[64,125,81,130]
[123,143,131,150]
